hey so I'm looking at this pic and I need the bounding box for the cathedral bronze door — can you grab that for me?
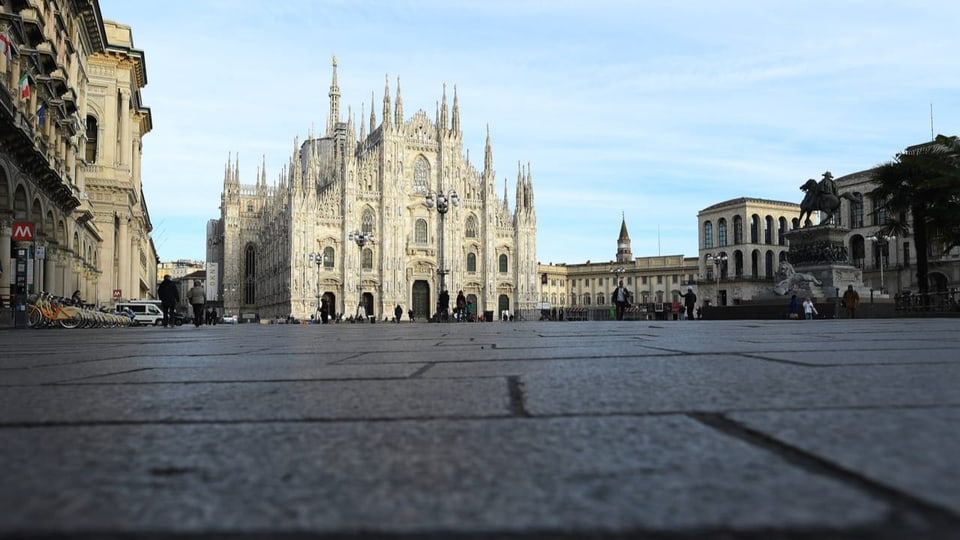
[412,280,430,320]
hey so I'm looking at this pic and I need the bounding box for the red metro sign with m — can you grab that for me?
[12,221,35,242]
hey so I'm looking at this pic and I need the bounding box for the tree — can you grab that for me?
[869,134,960,298]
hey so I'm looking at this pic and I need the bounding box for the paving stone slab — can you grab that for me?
[0,416,888,535]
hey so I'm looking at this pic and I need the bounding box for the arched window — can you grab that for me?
[750,215,760,243]
[465,215,478,238]
[323,246,335,268]
[413,156,429,193]
[466,252,477,272]
[733,215,743,244]
[85,116,98,163]
[583,294,591,305]
[498,254,508,273]
[415,218,428,244]
[362,248,373,270]
[778,217,787,245]
[718,219,728,247]
[765,250,775,278]
[361,209,374,235]
[849,193,864,228]
[765,216,774,244]
[703,221,713,249]
[873,195,889,226]
[244,244,256,305]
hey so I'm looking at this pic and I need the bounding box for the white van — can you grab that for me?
[115,302,165,326]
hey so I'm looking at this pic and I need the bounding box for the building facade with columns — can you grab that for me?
[1,2,156,307]
[209,60,537,321]
[537,217,698,319]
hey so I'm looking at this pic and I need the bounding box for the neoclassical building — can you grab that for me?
[1,2,156,308]
[209,60,537,321]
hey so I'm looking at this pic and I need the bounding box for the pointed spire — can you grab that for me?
[451,84,460,133]
[484,124,493,175]
[616,213,633,263]
[327,56,340,137]
[440,83,448,132]
[359,101,366,140]
[516,161,525,211]
[369,92,376,135]
[394,76,403,127]
[382,74,392,129]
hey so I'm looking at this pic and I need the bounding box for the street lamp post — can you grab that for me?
[308,252,323,315]
[866,234,894,294]
[708,253,727,306]
[348,231,374,320]
[424,189,460,301]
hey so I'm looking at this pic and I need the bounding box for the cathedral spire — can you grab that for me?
[369,92,376,135]
[451,85,460,133]
[382,74,392,130]
[484,124,493,175]
[395,76,403,127]
[327,56,340,137]
[515,161,525,212]
[359,101,366,140]
[616,213,633,263]
[440,83,448,132]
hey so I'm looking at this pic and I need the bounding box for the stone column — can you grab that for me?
[118,215,130,301]
[44,246,57,293]
[119,88,131,168]
[0,218,11,304]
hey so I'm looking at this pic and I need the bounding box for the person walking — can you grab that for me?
[612,279,631,320]
[394,304,403,323]
[157,275,178,327]
[802,296,817,320]
[679,287,697,321]
[788,294,801,319]
[842,285,861,319]
[438,289,450,322]
[455,290,467,322]
[187,280,206,327]
[320,297,330,324]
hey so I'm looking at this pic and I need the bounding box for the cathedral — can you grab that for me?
[208,59,537,321]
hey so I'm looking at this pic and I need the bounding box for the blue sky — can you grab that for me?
[98,0,960,265]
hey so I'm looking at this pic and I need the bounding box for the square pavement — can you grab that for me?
[1,319,958,539]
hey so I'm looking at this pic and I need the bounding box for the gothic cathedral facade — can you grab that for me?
[209,60,537,321]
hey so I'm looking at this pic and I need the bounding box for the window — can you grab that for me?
[873,196,889,226]
[641,276,647,285]
[414,156,429,193]
[362,248,373,270]
[718,218,728,247]
[244,245,256,305]
[246,204,254,213]
[323,247,335,268]
[703,221,713,249]
[672,275,678,284]
[596,293,605,305]
[733,215,743,244]
[498,254,508,273]
[415,218,428,244]
[849,193,864,228]
[750,215,759,244]
[465,215,478,238]
[765,216,774,244]
[778,217,787,245]
[361,209,375,235]
[467,253,477,272]
[657,275,663,284]
[85,116,98,163]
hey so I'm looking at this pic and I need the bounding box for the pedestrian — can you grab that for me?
[802,296,817,320]
[210,307,218,325]
[157,275,178,327]
[394,304,403,323]
[611,279,631,320]
[788,294,801,319]
[71,289,83,305]
[188,280,206,327]
[320,297,330,324]
[678,287,697,321]
[466,300,475,322]
[408,309,415,322]
[842,285,860,319]
[438,289,450,322]
[455,290,466,322]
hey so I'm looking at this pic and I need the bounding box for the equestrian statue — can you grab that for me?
[798,171,857,226]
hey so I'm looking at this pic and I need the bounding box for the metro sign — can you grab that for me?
[12,221,35,242]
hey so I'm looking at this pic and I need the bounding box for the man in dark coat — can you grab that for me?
[679,287,697,321]
[157,275,178,327]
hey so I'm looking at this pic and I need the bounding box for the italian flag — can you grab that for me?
[18,71,30,99]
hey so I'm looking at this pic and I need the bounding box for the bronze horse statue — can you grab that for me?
[798,177,857,226]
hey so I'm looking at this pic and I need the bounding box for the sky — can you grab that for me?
[98,0,960,266]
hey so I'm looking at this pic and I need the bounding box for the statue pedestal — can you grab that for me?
[783,225,870,299]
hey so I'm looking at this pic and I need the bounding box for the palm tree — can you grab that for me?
[869,135,960,299]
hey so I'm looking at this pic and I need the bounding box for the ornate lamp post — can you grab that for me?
[707,253,728,306]
[348,231,374,320]
[424,189,459,296]
[308,252,324,314]
[866,234,894,294]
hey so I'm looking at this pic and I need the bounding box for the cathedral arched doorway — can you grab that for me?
[412,280,430,320]
[321,292,337,319]
[356,292,374,319]
[498,294,510,319]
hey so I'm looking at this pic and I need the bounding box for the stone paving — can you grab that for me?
[1,319,958,539]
